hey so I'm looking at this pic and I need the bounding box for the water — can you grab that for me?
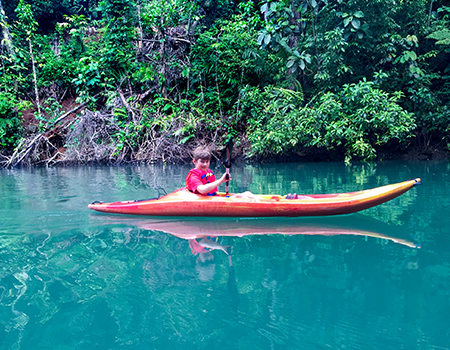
[0,161,449,350]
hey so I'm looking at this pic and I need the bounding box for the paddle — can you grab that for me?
[221,137,233,194]
[226,246,240,308]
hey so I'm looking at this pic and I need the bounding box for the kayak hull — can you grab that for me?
[88,178,421,217]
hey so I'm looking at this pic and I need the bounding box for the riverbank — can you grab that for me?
[1,0,449,168]
[2,135,447,168]
[1,100,448,168]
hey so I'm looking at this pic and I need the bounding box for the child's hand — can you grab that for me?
[219,173,231,183]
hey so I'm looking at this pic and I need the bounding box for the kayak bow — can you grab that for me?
[88,178,421,217]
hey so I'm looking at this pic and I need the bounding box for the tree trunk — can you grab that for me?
[136,0,143,51]
[0,0,16,60]
[160,19,167,98]
[29,39,41,116]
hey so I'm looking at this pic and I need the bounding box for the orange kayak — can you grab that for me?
[88,178,421,217]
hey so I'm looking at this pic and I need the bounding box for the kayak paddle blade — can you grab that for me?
[222,137,233,169]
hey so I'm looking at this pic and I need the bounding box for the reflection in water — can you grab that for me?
[190,237,231,278]
[188,235,240,306]
[95,214,420,249]
[190,237,222,282]
[91,213,420,317]
[189,236,231,256]
[186,235,240,307]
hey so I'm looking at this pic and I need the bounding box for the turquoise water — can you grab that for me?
[1,161,449,350]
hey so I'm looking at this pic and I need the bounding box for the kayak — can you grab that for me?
[88,178,421,217]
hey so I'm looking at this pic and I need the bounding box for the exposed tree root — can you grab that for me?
[3,133,66,167]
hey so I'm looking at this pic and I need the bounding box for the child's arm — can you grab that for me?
[196,173,230,194]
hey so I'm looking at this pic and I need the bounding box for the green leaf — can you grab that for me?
[270,2,278,12]
[87,78,97,86]
[427,29,450,45]
[257,33,265,45]
[343,17,351,27]
[408,51,417,61]
[261,3,268,13]
[351,19,361,30]
[279,39,292,52]
[181,134,194,144]
[299,60,305,70]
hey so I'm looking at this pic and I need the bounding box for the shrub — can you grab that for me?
[0,92,22,151]
[245,80,416,162]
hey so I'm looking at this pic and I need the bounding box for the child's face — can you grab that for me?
[193,158,210,170]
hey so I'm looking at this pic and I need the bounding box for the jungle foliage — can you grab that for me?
[0,0,449,165]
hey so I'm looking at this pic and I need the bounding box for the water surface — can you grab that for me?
[1,161,449,349]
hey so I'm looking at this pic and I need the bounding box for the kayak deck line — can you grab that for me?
[88,178,421,217]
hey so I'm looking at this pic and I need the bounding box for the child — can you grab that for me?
[185,145,230,196]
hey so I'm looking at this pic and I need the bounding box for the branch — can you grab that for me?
[173,37,192,44]
[139,37,192,44]
[46,92,102,131]
[12,134,43,166]
[45,101,87,131]
[118,87,137,123]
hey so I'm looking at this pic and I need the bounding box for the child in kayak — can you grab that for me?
[186,145,255,198]
[185,145,230,196]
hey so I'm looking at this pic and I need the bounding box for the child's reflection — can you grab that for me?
[189,237,232,282]
[189,236,232,256]
[189,236,239,307]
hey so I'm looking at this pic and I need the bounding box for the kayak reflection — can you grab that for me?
[90,214,419,309]
[133,215,419,249]
[90,213,419,249]
[133,215,419,309]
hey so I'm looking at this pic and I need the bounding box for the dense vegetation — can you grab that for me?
[0,0,449,166]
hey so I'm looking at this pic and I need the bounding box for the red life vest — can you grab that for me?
[185,168,217,195]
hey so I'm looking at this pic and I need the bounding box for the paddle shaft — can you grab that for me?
[225,146,230,194]
[226,168,230,194]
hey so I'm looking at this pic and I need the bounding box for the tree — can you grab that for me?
[15,0,40,116]
[99,0,136,80]
[0,0,16,61]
